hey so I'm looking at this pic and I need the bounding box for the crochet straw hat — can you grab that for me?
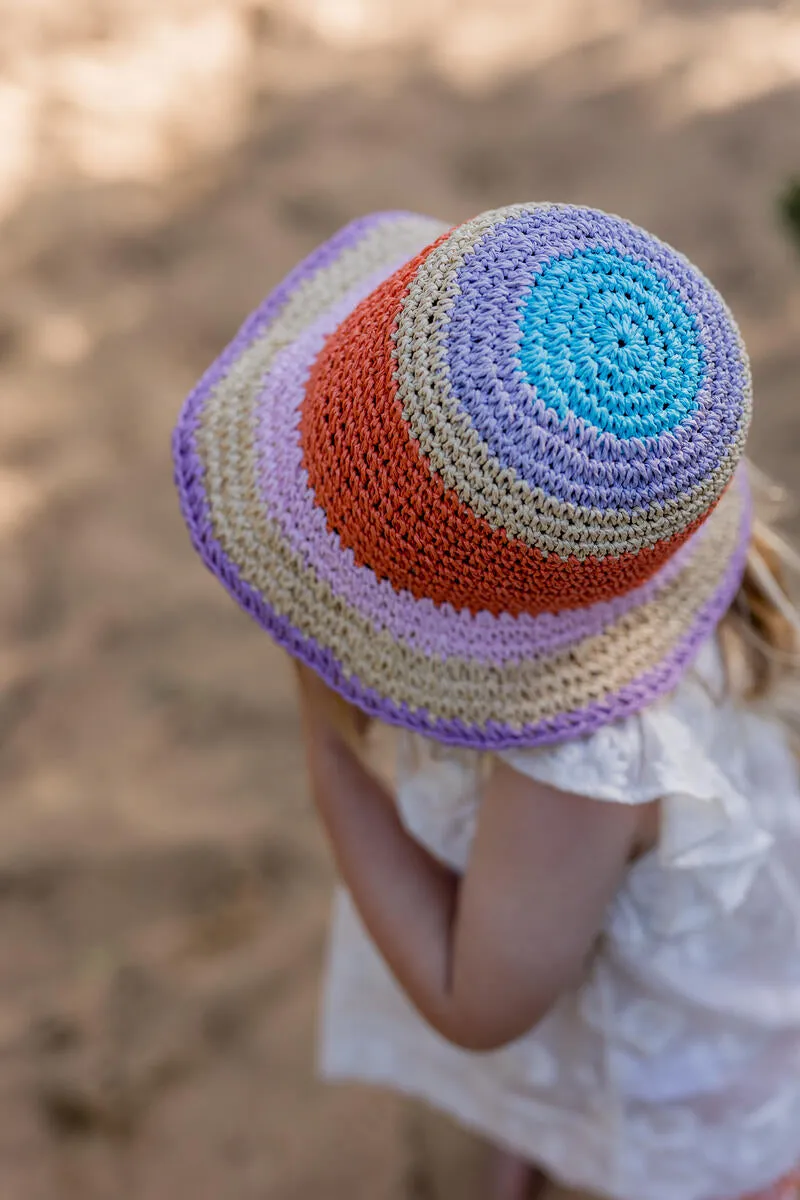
[173,204,752,749]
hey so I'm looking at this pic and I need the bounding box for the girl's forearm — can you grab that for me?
[297,670,638,1053]
[305,725,466,1038]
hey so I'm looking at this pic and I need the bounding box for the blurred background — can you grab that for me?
[1,1,800,1196]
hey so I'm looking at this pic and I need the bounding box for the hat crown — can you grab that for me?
[301,204,751,616]
[400,203,748,512]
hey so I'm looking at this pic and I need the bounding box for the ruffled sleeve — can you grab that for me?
[395,641,792,922]
[498,714,654,805]
[498,695,776,923]
[497,639,735,809]
[498,702,743,808]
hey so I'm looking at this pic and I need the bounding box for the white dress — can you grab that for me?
[319,641,800,1200]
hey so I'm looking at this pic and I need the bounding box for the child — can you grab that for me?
[173,204,800,1200]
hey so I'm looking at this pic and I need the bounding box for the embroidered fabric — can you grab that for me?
[320,641,800,1200]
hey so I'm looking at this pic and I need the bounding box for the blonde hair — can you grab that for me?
[718,464,800,703]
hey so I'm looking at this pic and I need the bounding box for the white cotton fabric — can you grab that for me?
[319,641,800,1200]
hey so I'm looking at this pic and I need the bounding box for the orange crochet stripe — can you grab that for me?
[300,249,704,618]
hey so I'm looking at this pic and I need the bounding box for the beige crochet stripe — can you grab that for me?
[393,202,752,560]
[201,273,745,732]
[195,209,445,605]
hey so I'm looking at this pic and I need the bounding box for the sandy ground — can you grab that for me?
[1,2,800,1196]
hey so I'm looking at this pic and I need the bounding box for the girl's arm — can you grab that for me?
[297,668,645,1052]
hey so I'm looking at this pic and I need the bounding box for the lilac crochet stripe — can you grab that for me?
[257,290,703,665]
[175,428,750,749]
[441,206,747,508]
[172,209,416,578]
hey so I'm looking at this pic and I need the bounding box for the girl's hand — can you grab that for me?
[294,662,370,750]
[295,659,640,1052]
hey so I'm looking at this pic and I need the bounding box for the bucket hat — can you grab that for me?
[172,203,752,749]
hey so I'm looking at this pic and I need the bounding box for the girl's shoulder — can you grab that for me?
[392,635,800,884]
[395,634,798,817]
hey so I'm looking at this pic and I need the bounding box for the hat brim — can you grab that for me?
[173,211,750,750]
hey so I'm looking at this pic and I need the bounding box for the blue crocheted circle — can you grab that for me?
[517,248,703,439]
[443,207,747,511]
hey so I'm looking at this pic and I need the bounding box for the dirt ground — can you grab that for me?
[1,2,800,1197]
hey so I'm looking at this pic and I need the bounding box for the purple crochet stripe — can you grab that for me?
[258,290,702,664]
[172,209,416,584]
[442,207,747,509]
[176,423,749,749]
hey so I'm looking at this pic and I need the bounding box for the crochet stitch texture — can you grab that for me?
[173,203,752,749]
